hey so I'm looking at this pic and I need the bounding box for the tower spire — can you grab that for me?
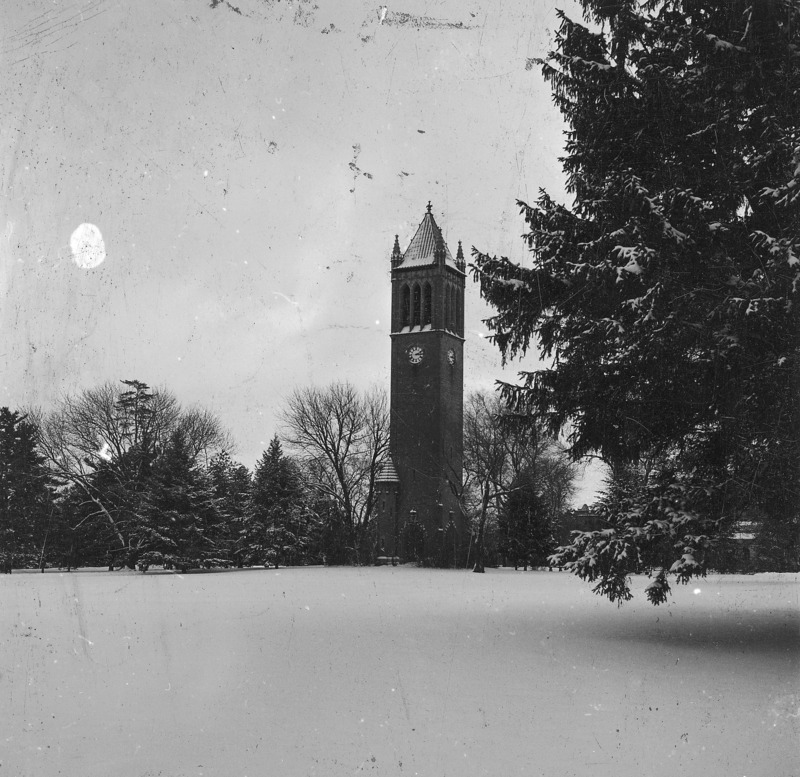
[391,234,402,267]
[456,240,465,271]
[397,204,459,269]
[434,228,446,266]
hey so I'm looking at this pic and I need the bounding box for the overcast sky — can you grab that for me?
[2,0,600,502]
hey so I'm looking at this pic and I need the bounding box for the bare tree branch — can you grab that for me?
[281,382,389,562]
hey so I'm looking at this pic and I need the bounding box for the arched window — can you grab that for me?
[444,284,451,330]
[401,285,411,327]
[448,285,455,330]
[455,289,461,333]
[423,284,432,326]
[412,284,421,327]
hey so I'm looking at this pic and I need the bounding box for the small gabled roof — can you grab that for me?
[397,204,459,270]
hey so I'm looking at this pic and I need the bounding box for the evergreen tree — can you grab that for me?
[498,477,554,570]
[245,436,309,567]
[116,380,157,456]
[38,379,231,568]
[139,431,219,571]
[207,450,251,566]
[0,408,54,570]
[49,486,110,570]
[473,1,800,603]
[308,497,349,565]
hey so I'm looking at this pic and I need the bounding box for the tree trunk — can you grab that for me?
[473,489,490,573]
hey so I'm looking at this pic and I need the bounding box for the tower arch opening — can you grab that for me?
[401,284,411,328]
[423,283,432,326]
[447,284,455,331]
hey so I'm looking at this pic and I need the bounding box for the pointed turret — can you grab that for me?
[433,229,447,267]
[375,456,400,484]
[456,241,465,272]
[391,234,402,267]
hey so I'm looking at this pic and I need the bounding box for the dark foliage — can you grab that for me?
[473,1,800,602]
[244,436,312,567]
[0,408,54,570]
[498,477,555,569]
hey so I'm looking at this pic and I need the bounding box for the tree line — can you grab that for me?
[4,371,788,580]
[0,379,578,573]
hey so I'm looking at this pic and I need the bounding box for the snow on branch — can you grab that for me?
[564,54,614,72]
[491,277,532,292]
[703,33,747,53]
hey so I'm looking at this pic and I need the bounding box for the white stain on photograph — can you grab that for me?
[70,223,106,269]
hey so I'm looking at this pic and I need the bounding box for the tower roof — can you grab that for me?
[375,457,400,483]
[398,205,459,270]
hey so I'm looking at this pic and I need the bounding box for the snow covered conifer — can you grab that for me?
[0,408,54,570]
[472,1,800,602]
[207,450,251,566]
[246,435,309,567]
[139,430,220,571]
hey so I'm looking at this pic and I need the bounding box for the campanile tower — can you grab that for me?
[375,204,467,566]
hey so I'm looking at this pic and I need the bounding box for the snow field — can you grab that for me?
[1,567,797,777]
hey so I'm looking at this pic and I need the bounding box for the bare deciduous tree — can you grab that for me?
[36,380,231,564]
[463,391,577,572]
[281,382,389,563]
[177,406,234,464]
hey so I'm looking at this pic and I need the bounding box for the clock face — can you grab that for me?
[447,349,456,365]
[408,346,424,364]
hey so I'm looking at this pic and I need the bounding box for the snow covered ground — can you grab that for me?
[1,567,797,777]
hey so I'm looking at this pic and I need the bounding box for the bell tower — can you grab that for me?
[375,204,467,566]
